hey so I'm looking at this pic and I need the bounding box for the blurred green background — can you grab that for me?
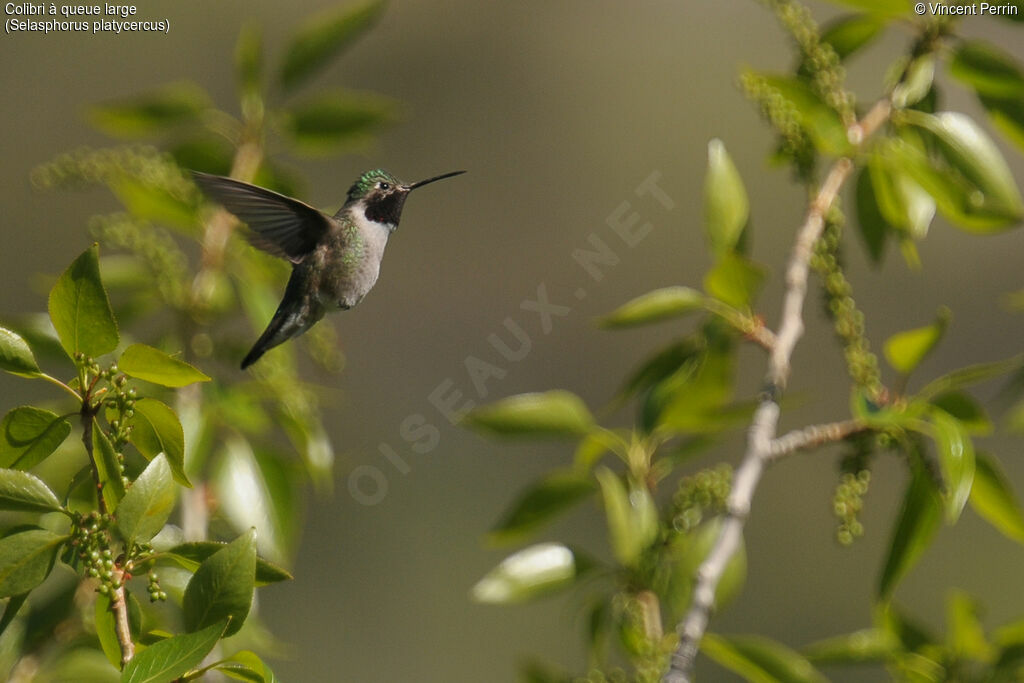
[3,1,1024,680]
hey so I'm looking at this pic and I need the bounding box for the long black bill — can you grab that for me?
[406,170,466,191]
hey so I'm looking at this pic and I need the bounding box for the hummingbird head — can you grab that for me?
[347,169,465,231]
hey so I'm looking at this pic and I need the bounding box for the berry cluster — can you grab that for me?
[65,511,121,595]
[833,470,871,546]
[146,571,168,603]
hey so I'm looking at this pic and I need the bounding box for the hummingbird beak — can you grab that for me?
[405,170,466,191]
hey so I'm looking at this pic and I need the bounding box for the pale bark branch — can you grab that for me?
[768,419,866,462]
[661,98,892,683]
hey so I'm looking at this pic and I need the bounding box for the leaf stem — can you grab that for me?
[40,372,81,401]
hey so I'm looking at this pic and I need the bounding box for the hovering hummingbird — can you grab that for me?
[192,168,465,369]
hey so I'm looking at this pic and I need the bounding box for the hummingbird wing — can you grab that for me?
[192,171,329,263]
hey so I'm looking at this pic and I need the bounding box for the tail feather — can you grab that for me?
[241,267,323,369]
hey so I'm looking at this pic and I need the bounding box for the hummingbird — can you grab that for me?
[192,168,465,369]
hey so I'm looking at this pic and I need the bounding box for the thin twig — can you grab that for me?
[768,419,866,462]
[111,575,134,667]
[661,98,892,683]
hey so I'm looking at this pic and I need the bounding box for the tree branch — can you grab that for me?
[111,574,134,667]
[661,98,892,683]
[768,419,866,462]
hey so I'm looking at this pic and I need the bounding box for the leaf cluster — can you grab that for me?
[464,1,1024,681]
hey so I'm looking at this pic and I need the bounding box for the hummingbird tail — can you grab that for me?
[240,268,324,369]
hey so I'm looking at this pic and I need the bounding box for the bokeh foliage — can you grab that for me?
[0,1,394,680]
[466,1,1024,681]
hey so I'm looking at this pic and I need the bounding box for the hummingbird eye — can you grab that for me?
[378,182,390,190]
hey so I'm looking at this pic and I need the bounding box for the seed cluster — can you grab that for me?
[89,213,190,308]
[671,464,732,534]
[768,0,855,125]
[833,470,871,546]
[739,69,816,181]
[811,211,884,400]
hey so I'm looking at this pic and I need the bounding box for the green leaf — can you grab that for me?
[162,542,292,586]
[868,144,935,240]
[902,109,1024,223]
[978,94,1024,154]
[88,81,209,138]
[599,287,706,329]
[0,592,28,640]
[893,55,936,109]
[888,133,1017,232]
[121,620,227,683]
[0,469,62,513]
[464,391,594,437]
[279,0,387,90]
[703,253,766,310]
[821,14,885,60]
[94,592,122,669]
[119,344,210,388]
[701,633,828,683]
[663,518,746,617]
[0,529,65,598]
[131,398,189,487]
[48,244,119,359]
[854,167,890,264]
[915,355,1023,402]
[216,650,279,683]
[280,90,397,155]
[487,471,595,545]
[758,74,851,155]
[704,139,749,257]
[803,628,899,664]
[883,307,950,375]
[183,529,257,637]
[647,334,738,433]
[950,41,1024,98]
[929,391,991,435]
[235,22,263,97]
[170,135,235,176]
[94,426,126,512]
[110,175,199,230]
[927,409,976,522]
[946,589,993,661]
[0,406,71,470]
[0,326,41,378]
[117,455,175,545]
[877,465,942,600]
[211,437,291,564]
[616,339,702,403]
[969,451,1024,544]
[471,542,579,604]
[879,604,937,653]
[595,467,657,568]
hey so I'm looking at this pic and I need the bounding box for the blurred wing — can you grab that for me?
[192,171,329,263]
